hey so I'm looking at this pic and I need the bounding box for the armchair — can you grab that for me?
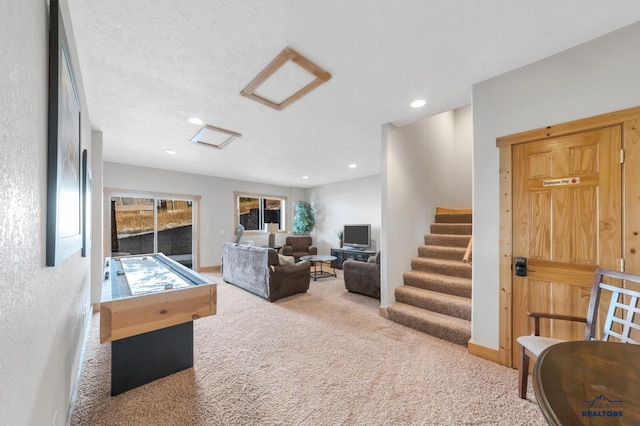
[282,236,317,261]
[343,252,380,299]
[517,267,640,399]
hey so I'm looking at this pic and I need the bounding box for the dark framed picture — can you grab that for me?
[82,149,92,257]
[46,0,83,266]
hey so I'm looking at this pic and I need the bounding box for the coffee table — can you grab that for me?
[300,255,337,281]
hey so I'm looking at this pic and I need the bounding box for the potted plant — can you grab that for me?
[336,229,344,248]
[293,201,315,234]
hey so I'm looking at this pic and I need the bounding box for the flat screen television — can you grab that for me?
[343,224,371,249]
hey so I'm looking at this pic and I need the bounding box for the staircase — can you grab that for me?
[387,212,472,346]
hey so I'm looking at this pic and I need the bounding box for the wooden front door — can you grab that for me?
[511,126,622,366]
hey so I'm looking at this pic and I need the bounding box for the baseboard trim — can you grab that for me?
[66,303,94,425]
[378,306,387,318]
[468,341,500,364]
[199,265,221,273]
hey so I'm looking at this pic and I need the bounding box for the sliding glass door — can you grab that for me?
[111,197,155,255]
[110,195,194,268]
[157,199,193,268]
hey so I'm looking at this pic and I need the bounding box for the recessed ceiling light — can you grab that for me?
[348,164,358,168]
[302,176,309,180]
[189,117,203,125]
[410,99,426,108]
[165,150,176,155]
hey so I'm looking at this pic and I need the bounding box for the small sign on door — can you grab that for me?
[543,177,581,187]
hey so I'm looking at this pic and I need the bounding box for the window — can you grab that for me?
[235,192,286,233]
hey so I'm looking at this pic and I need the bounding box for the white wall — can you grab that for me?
[91,131,104,305]
[307,175,381,255]
[103,162,306,273]
[381,106,473,307]
[104,165,382,289]
[471,21,640,348]
[0,0,93,424]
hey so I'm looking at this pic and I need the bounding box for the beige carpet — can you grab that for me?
[71,272,545,425]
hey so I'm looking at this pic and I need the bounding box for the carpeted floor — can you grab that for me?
[70,272,546,425]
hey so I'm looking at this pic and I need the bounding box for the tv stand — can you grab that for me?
[330,247,376,269]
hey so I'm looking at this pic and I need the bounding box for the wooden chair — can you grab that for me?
[517,267,640,399]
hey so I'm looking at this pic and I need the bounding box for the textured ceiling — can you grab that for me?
[67,0,640,188]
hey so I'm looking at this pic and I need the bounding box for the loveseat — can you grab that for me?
[343,251,381,299]
[222,242,311,302]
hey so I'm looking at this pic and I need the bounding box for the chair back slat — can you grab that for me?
[584,271,604,340]
[598,282,640,344]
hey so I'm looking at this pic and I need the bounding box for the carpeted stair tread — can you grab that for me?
[410,257,472,279]
[403,270,471,298]
[395,286,471,320]
[386,302,470,347]
[430,223,472,235]
[424,234,470,248]
[418,245,466,261]
[387,210,473,346]
[435,213,472,224]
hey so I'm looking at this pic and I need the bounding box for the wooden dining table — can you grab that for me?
[533,340,640,425]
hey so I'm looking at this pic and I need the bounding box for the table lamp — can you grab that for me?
[266,223,279,247]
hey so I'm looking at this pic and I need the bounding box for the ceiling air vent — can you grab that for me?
[190,124,241,149]
[241,47,331,110]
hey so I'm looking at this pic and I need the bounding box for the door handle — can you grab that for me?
[515,257,527,276]
[514,257,536,276]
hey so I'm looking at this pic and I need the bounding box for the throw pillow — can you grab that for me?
[278,254,296,266]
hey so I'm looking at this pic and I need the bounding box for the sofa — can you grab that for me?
[343,251,380,299]
[282,236,317,261]
[222,242,311,302]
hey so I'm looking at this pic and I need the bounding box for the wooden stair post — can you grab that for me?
[462,236,472,263]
